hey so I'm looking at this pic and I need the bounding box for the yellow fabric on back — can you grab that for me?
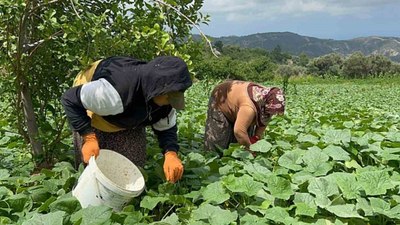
[73,60,125,132]
[90,114,125,132]
[72,60,101,87]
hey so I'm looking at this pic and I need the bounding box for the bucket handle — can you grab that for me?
[89,156,103,201]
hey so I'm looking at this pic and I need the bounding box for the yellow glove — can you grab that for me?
[82,132,100,163]
[163,151,183,183]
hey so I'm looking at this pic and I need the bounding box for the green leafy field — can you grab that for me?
[0,80,400,225]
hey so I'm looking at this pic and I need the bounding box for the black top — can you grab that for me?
[61,56,192,153]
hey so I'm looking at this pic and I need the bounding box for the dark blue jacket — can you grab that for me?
[61,56,192,153]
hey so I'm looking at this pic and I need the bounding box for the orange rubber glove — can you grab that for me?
[82,132,100,163]
[163,151,183,183]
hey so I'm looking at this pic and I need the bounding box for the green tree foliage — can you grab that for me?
[342,52,370,78]
[271,45,291,64]
[307,51,398,79]
[390,63,400,75]
[308,53,343,78]
[213,40,223,53]
[367,54,392,77]
[194,56,234,80]
[194,46,276,82]
[277,64,305,94]
[298,52,310,67]
[277,64,306,78]
[0,0,208,163]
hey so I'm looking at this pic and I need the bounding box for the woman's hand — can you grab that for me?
[81,132,100,163]
[163,151,184,183]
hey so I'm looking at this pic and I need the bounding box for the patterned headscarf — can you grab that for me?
[248,84,285,126]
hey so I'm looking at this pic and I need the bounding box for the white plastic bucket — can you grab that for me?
[72,149,145,211]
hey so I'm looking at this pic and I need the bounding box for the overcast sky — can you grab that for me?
[196,0,400,40]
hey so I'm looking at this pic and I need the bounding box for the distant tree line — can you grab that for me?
[307,52,400,79]
[194,41,400,81]
[194,43,289,82]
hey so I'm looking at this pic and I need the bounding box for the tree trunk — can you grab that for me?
[20,77,43,155]
[15,1,43,156]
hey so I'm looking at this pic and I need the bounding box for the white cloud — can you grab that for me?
[201,0,399,22]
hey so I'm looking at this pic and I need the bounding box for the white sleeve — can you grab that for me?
[152,108,177,131]
[80,78,123,116]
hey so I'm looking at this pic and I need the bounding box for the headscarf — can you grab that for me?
[248,83,285,126]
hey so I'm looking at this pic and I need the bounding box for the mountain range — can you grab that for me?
[207,32,400,62]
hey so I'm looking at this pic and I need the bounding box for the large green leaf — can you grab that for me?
[192,204,237,225]
[245,200,272,215]
[344,160,362,169]
[0,186,13,199]
[186,152,206,164]
[265,175,294,200]
[360,142,383,154]
[297,134,319,145]
[264,207,296,225]
[242,162,272,181]
[322,145,351,161]
[231,149,254,160]
[302,147,329,164]
[43,179,61,194]
[353,135,369,147]
[140,196,169,210]
[49,196,81,214]
[0,137,10,146]
[0,217,12,224]
[254,189,275,202]
[387,204,400,220]
[29,187,51,203]
[250,140,272,153]
[294,193,315,205]
[326,204,362,218]
[378,148,400,162]
[314,195,332,208]
[386,131,400,142]
[357,170,395,196]
[305,161,333,176]
[22,211,65,225]
[278,150,304,171]
[295,202,317,217]
[302,148,332,176]
[185,222,208,225]
[223,174,263,196]
[322,129,351,145]
[294,192,318,214]
[0,169,10,180]
[392,194,400,204]
[356,198,374,216]
[72,205,112,225]
[369,197,390,216]
[276,140,292,150]
[315,218,347,225]
[201,181,230,204]
[292,171,315,185]
[159,213,180,225]
[240,214,269,225]
[328,173,360,200]
[364,132,385,142]
[218,164,234,175]
[123,211,143,224]
[6,193,30,213]
[308,177,339,197]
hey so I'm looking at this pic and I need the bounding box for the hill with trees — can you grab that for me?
[203,32,400,62]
